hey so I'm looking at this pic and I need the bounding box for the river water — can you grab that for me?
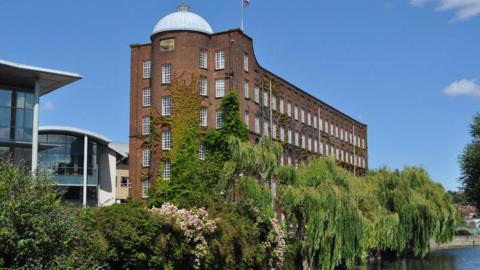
[365,247,480,270]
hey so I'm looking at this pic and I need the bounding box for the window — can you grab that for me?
[330,123,334,136]
[215,79,225,97]
[294,106,298,120]
[200,107,208,127]
[301,134,306,149]
[244,111,249,128]
[313,116,318,129]
[320,142,324,155]
[160,39,175,51]
[263,91,269,107]
[300,109,305,123]
[271,95,277,110]
[307,112,311,126]
[243,80,249,98]
[324,121,328,133]
[162,130,171,150]
[243,53,249,72]
[294,132,299,146]
[254,117,260,133]
[120,176,130,188]
[288,129,292,144]
[279,99,284,114]
[287,103,292,117]
[199,49,208,69]
[362,138,365,149]
[216,111,223,129]
[143,88,151,107]
[199,143,206,160]
[280,127,285,142]
[335,126,339,138]
[263,120,269,136]
[288,156,292,165]
[142,60,151,79]
[308,137,312,151]
[142,117,150,135]
[320,118,324,131]
[162,63,172,84]
[162,96,171,116]
[314,139,318,153]
[254,86,260,103]
[215,50,225,70]
[142,181,149,198]
[272,122,277,139]
[162,161,171,179]
[142,149,150,167]
[199,76,208,96]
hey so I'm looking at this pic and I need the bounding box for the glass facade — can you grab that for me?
[0,89,34,142]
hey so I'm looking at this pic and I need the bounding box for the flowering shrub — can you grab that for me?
[260,218,286,269]
[150,203,217,269]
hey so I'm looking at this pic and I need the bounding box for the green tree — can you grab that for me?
[0,161,101,269]
[459,113,480,209]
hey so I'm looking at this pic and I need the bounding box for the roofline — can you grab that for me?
[39,126,112,144]
[136,28,366,127]
[0,59,82,79]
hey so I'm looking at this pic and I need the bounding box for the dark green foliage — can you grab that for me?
[0,162,100,269]
[447,191,468,205]
[459,113,480,209]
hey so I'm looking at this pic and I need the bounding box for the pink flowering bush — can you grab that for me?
[150,203,217,269]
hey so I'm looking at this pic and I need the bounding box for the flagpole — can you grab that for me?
[241,0,244,31]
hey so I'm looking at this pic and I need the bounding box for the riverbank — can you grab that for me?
[430,235,480,250]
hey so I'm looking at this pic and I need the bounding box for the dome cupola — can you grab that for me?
[152,3,213,35]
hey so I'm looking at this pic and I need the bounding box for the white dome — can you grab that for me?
[152,4,213,35]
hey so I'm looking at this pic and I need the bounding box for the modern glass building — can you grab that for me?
[38,126,128,206]
[0,59,82,169]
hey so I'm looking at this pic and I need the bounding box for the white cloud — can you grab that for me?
[409,0,480,21]
[443,79,480,97]
[42,100,55,111]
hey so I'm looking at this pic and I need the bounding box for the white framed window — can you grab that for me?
[254,86,260,103]
[243,53,249,72]
[330,123,334,136]
[243,80,249,98]
[294,132,299,146]
[200,107,208,127]
[294,106,298,120]
[271,95,277,110]
[279,99,284,114]
[335,126,339,138]
[142,117,150,135]
[263,91,269,107]
[216,111,223,129]
[215,50,225,70]
[199,143,206,160]
[162,96,171,116]
[254,116,260,133]
[162,63,172,84]
[280,127,285,142]
[300,109,305,123]
[288,129,292,144]
[301,134,306,149]
[307,112,311,126]
[162,130,171,150]
[320,119,324,131]
[199,76,208,96]
[314,139,318,153]
[143,88,151,107]
[215,79,225,97]
[362,138,365,149]
[313,116,318,129]
[308,137,312,151]
[142,60,151,79]
[120,176,130,188]
[272,122,277,139]
[162,161,171,180]
[199,49,208,69]
[263,120,269,136]
[244,111,249,128]
[142,149,150,167]
[324,121,328,133]
[142,180,149,198]
[287,103,292,117]
[320,142,324,155]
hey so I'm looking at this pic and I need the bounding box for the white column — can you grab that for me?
[83,135,88,206]
[31,80,40,173]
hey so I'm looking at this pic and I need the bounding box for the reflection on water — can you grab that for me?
[364,248,480,270]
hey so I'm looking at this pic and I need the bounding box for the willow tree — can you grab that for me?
[459,113,480,209]
[277,157,368,270]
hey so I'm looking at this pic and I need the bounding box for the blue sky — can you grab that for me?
[1,0,479,191]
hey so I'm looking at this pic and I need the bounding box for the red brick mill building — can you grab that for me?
[129,4,368,199]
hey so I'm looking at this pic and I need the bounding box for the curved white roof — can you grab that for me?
[152,4,213,35]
